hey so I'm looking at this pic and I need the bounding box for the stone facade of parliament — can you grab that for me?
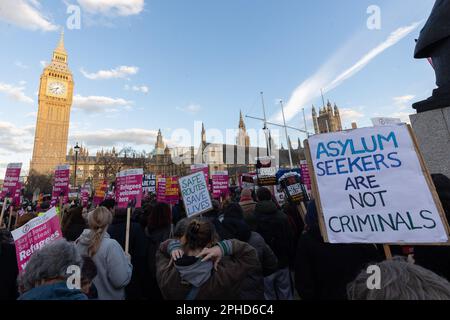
[68,115,305,186]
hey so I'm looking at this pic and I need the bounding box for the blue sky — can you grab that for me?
[0,0,437,175]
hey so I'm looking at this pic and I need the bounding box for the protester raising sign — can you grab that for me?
[11,207,63,272]
[179,171,213,218]
[256,157,277,186]
[50,165,70,207]
[212,171,229,199]
[1,163,22,200]
[115,169,143,208]
[306,124,450,244]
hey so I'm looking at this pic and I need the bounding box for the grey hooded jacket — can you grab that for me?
[76,229,133,300]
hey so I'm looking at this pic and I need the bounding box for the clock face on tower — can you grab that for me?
[46,79,67,98]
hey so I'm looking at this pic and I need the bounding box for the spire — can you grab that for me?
[334,103,339,114]
[287,136,293,150]
[239,110,246,130]
[55,28,66,54]
[297,137,302,150]
[201,122,206,144]
[312,105,317,116]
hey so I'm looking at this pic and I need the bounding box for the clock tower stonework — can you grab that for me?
[30,31,74,174]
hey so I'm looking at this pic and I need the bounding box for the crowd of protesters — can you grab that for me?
[1,173,450,300]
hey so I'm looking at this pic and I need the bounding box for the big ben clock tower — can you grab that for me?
[30,30,74,174]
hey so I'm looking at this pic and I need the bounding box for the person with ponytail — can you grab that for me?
[156,218,260,300]
[75,207,133,300]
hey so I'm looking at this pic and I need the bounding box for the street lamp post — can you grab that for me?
[74,142,81,188]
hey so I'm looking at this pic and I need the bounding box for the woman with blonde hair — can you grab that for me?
[75,207,132,300]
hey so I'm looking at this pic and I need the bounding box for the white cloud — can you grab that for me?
[0,82,34,104]
[77,0,144,16]
[339,108,365,122]
[389,112,411,123]
[15,61,28,69]
[80,66,139,80]
[25,111,37,118]
[72,94,133,113]
[272,21,422,123]
[0,0,58,31]
[125,84,149,94]
[0,121,34,153]
[393,95,415,110]
[70,128,159,148]
[40,60,48,68]
[176,104,202,114]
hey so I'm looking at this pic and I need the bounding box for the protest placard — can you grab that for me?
[191,164,210,190]
[1,163,22,200]
[156,176,167,203]
[50,165,70,207]
[142,174,156,194]
[81,186,90,208]
[256,157,277,186]
[93,180,108,206]
[279,171,308,204]
[305,124,450,244]
[300,160,312,192]
[115,169,143,208]
[11,207,63,272]
[212,171,229,199]
[240,173,256,189]
[165,176,180,204]
[179,171,213,218]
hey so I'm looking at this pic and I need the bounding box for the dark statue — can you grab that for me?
[413,0,450,112]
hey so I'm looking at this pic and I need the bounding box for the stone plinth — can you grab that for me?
[410,106,450,177]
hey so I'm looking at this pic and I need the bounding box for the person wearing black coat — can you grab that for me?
[107,208,147,300]
[254,187,296,300]
[294,200,382,300]
[0,229,19,300]
[221,203,278,300]
[144,202,173,300]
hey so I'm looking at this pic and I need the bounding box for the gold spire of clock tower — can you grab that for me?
[30,31,74,175]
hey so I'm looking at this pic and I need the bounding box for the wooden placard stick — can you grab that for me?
[0,197,9,228]
[296,202,307,225]
[383,244,393,260]
[7,205,13,230]
[304,140,329,242]
[125,206,131,255]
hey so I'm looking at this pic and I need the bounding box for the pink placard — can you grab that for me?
[11,207,63,273]
[191,164,210,190]
[212,172,229,199]
[50,165,70,207]
[300,160,311,191]
[81,187,90,208]
[13,182,22,207]
[115,169,143,208]
[156,176,166,203]
[1,163,22,200]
